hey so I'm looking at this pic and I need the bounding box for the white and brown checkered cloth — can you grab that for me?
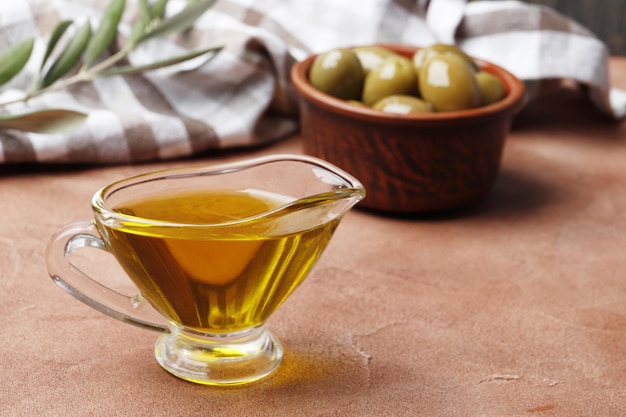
[0,0,624,164]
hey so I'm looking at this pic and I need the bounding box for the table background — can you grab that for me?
[0,58,625,416]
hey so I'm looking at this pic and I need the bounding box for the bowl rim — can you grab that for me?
[290,43,526,126]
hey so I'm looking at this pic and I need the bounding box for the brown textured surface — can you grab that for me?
[1,58,625,416]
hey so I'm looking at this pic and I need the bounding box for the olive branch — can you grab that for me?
[0,0,222,134]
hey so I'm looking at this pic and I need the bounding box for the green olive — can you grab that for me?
[372,95,433,115]
[362,55,418,106]
[353,46,399,75]
[309,48,365,100]
[346,100,368,108]
[475,71,505,106]
[412,43,479,73]
[418,53,480,112]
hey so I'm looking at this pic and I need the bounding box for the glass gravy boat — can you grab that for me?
[46,154,365,386]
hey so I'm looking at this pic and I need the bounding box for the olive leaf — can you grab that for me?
[99,45,222,76]
[83,0,126,68]
[151,0,169,19]
[40,21,73,71]
[0,38,34,86]
[130,2,151,43]
[0,109,87,133]
[137,0,216,43]
[136,0,152,23]
[137,0,168,21]
[41,22,92,88]
[130,0,169,44]
[27,21,72,93]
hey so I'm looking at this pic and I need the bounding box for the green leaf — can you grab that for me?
[40,20,73,71]
[99,45,222,76]
[30,21,72,92]
[0,109,87,133]
[129,0,157,44]
[41,22,92,88]
[137,0,216,43]
[151,0,169,19]
[137,0,152,21]
[0,38,34,86]
[83,0,126,68]
[129,0,170,44]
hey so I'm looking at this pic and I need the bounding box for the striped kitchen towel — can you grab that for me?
[0,0,623,164]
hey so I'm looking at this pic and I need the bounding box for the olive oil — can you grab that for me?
[101,189,338,333]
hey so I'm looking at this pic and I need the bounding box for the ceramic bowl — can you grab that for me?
[290,44,525,214]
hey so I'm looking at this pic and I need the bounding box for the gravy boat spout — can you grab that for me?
[235,154,367,232]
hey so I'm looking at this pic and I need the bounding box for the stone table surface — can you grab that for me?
[1,58,625,417]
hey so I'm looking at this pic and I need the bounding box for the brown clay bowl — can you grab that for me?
[290,44,525,214]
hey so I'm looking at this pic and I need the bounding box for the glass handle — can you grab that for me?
[45,220,169,333]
